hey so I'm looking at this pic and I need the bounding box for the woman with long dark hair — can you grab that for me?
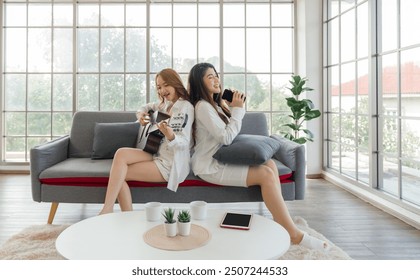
[187,62,329,251]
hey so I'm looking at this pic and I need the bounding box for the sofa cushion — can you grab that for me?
[69,111,137,158]
[213,134,281,165]
[91,122,140,159]
[39,158,293,186]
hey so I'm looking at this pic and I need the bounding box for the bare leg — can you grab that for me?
[247,160,329,250]
[246,163,304,244]
[99,148,165,214]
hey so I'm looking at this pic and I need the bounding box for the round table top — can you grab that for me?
[56,209,290,260]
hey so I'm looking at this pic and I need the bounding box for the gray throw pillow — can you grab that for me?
[213,134,281,165]
[91,122,140,159]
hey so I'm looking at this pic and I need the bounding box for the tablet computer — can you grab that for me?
[220,212,253,230]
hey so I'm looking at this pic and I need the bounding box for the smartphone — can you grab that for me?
[220,212,253,230]
[222,89,246,102]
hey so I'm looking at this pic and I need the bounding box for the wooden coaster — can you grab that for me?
[143,224,211,251]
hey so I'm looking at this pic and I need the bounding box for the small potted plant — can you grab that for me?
[162,208,177,237]
[177,210,192,236]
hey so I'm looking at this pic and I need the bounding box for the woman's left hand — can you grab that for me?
[157,121,175,141]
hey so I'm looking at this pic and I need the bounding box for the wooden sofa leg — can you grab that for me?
[47,202,59,224]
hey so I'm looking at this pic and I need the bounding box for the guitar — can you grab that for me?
[140,110,171,154]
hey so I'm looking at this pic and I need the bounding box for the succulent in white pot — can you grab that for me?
[177,210,191,236]
[162,208,177,237]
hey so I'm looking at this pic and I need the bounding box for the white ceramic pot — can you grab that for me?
[177,221,191,236]
[164,222,177,237]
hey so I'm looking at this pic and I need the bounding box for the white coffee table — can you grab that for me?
[56,209,290,260]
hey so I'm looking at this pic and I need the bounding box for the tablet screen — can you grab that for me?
[220,212,253,230]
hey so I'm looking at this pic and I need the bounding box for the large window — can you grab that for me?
[1,0,295,164]
[324,0,420,208]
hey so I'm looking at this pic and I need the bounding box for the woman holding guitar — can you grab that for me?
[99,69,194,214]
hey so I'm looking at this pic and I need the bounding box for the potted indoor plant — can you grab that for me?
[283,75,321,144]
[177,210,191,236]
[162,208,177,237]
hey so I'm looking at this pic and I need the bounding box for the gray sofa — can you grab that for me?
[30,111,306,224]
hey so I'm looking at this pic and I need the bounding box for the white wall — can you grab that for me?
[295,0,323,176]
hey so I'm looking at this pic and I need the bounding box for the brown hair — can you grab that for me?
[187,63,231,124]
[155,68,190,111]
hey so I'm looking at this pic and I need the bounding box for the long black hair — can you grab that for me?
[187,63,231,124]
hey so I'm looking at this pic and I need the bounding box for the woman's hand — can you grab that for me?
[136,112,151,126]
[229,90,246,108]
[157,121,175,141]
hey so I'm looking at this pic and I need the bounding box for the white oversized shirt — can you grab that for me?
[137,99,194,192]
[191,100,246,176]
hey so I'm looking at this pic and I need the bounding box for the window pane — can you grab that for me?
[247,74,270,111]
[272,28,293,73]
[53,28,73,72]
[358,148,370,184]
[28,4,51,27]
[101,74,124,111]
[330,65,340,112]
[401,48,420,117]
[341,145,356,179]
[199,4,219,27]
[54,4,73,26]
[341,0,356,12]
[150,28,172,72]
[5,112,26,136]
[78,29,99,72]
[382,156,399,196]
[341,62,355,113]
[223,74,245,93]
[101,28,124,72]
[4,28,26,72]
[4,4,26,26]
[27,112,51,136]
[199,29,220,69]
[174,28,197,72]
[224,4,244,27]
[174,4,197,27]
[224,28,245,72]
[401,119,420,159]
[381,116,398,155]
[78,74,99,111]
[271,74,290,112]
[401,0,420,47]
[358,115,369,150]
[401,159,420,205]
[272,3,293,26]
[4,74,26,111]
[53,74,72,111]
[101,4,124,27]
[78,4,99,26]
[28,74,51,111]
[341,9,355,63]
[126,4,146,26]
[380,0,398,52]
[5,137,26,162]
[247,4,269,27]
[52,112,72,135]
[329,18,339,65]
[381,53,398,116]
[342,114,356,146]
[28,29,52,72]
[330,113,340,142]
[357,2,368,58]
[328,0,340,19]
[126,28,147,72]
[247,28,270,73]
[357,59,369,114]
[126,74,146,111]
[150,4,171,27]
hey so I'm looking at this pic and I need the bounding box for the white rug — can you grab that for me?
[0,217,351,260]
